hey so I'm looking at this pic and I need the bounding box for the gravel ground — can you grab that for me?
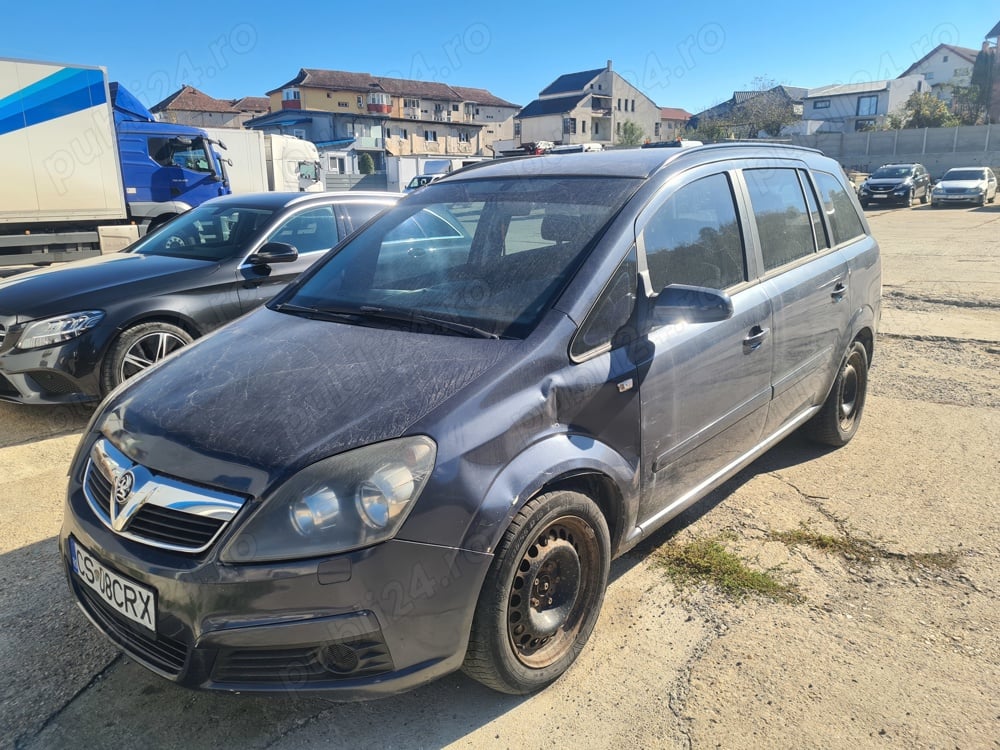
[1,204,998,749]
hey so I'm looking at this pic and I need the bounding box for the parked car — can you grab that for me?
[858,163,931,207]
[930,167,998,207]
[61,145,880,699]
[0,191,399,404]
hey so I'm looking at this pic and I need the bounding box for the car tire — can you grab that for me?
[919,188,928,204]
[463,489,611,695]
[904,189,914,208]
[804,341,869,447]
[101,321,193,394]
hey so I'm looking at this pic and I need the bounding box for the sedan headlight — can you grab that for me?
[221,436,436,563]
[16,311,104,350]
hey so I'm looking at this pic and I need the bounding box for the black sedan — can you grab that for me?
[0,191,398,404]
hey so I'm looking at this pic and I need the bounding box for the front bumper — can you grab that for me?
[931,192,983,205]
[60,480,492,697]
[0,329,105,404]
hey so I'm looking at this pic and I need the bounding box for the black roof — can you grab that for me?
[539,68,605,96]
[517,94,588,119]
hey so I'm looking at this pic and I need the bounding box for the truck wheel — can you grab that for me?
[804,341,868,447]
[101,321,193,394]
[462,490,610,694]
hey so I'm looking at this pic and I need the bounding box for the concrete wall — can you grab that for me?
[791,124,1000,178]
[324,173,388,192]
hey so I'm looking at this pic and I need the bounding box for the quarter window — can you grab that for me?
[642,173,746,291]
[571,248,638,358]
[744,168,816,271]
[813,172,865,246]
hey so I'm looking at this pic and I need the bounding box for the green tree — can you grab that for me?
[890,91,959,129]
[734,76,800,137]
[617,120,645,147]
[358,152,375,175]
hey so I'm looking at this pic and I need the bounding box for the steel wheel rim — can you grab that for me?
[119,331,187,382]
[838,353,862,427]
[506,515,600,669]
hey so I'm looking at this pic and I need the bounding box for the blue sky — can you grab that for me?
[2,3,996,113]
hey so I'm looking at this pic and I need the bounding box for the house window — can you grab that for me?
[564,117,577,134]
[452,103,460,112]
[925,72,935,81]
[617,98,621,111]
[654,122,660,137]
[813,99,830,109]
[856,95,878,116]
[292,128,306,139]
[459,131,470,142]
[282,88,300,101]
[582,120,587,133]
[338,101,349,108]
[593,121,599,135]
[404,98,419,109]
[616,122,621,135]
[424,130,437,142]
[631,99,635,112]
[402,129,408,139]
[942,55,949,62]
[854,118,876,132]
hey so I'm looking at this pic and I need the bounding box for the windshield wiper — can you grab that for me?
[274,302,500,339]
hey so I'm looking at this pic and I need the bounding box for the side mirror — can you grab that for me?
[653,283,734,325]
[247,242,299,266]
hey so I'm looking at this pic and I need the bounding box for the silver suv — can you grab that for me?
[61,144,880,698]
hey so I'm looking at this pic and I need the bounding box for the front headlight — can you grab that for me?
[221,436,437,563]
[16,311,104,350]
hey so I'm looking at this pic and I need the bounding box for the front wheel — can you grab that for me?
[463,490,611,694]
[101,321,193,394]
[804,341,869,447]
[919,188,928,205]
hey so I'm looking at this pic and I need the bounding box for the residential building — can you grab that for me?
[898,43,978,103]
[802,76,927,132]
[658,107,692,140]
[514,61,660,146]
[691,86,806,137]
[247,68,518,173]
[151,86,269,128]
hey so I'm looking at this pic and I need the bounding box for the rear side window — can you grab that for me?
[814,172,866,246]
[744,168,815,272]
[642,173,746,291]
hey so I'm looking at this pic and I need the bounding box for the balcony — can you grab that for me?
[354,136,384,149]
[366,93,391,114]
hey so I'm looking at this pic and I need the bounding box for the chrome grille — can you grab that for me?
[83,438,246,554]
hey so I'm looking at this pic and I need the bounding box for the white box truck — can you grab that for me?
[0,57,229,266]
[202,128,323,194]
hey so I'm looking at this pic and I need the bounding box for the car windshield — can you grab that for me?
[943,169,987,181]
[129,204,277,261]
[871,167,913,179]
[277,176,640,339]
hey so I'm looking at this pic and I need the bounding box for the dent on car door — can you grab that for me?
[238,205,341,310]
[742,167,852,435]
[634,170,773,528]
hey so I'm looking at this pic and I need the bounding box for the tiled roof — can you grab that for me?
[152,85,235,113]
[231,96,269,112]
[986,20,1000,39]
[450,86,519,109]
[267,68,514,105]
[539,69,605,97]
[660,107,692,121]
[517,94,588,119]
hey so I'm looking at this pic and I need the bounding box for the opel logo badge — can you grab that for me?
[114,471,135,508]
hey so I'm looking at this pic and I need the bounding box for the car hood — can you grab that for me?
[936,179,984,189]
[96,307,515,496]
[0,253,217,319]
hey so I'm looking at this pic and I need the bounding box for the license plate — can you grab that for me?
[69,537,156,633]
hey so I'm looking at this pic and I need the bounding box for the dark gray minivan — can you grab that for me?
[60,144,880,698]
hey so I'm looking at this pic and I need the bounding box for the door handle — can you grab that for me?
[743,325,769,352]
[831,282,848,301]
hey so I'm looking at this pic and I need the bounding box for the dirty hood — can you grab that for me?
[99,307,513,495]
